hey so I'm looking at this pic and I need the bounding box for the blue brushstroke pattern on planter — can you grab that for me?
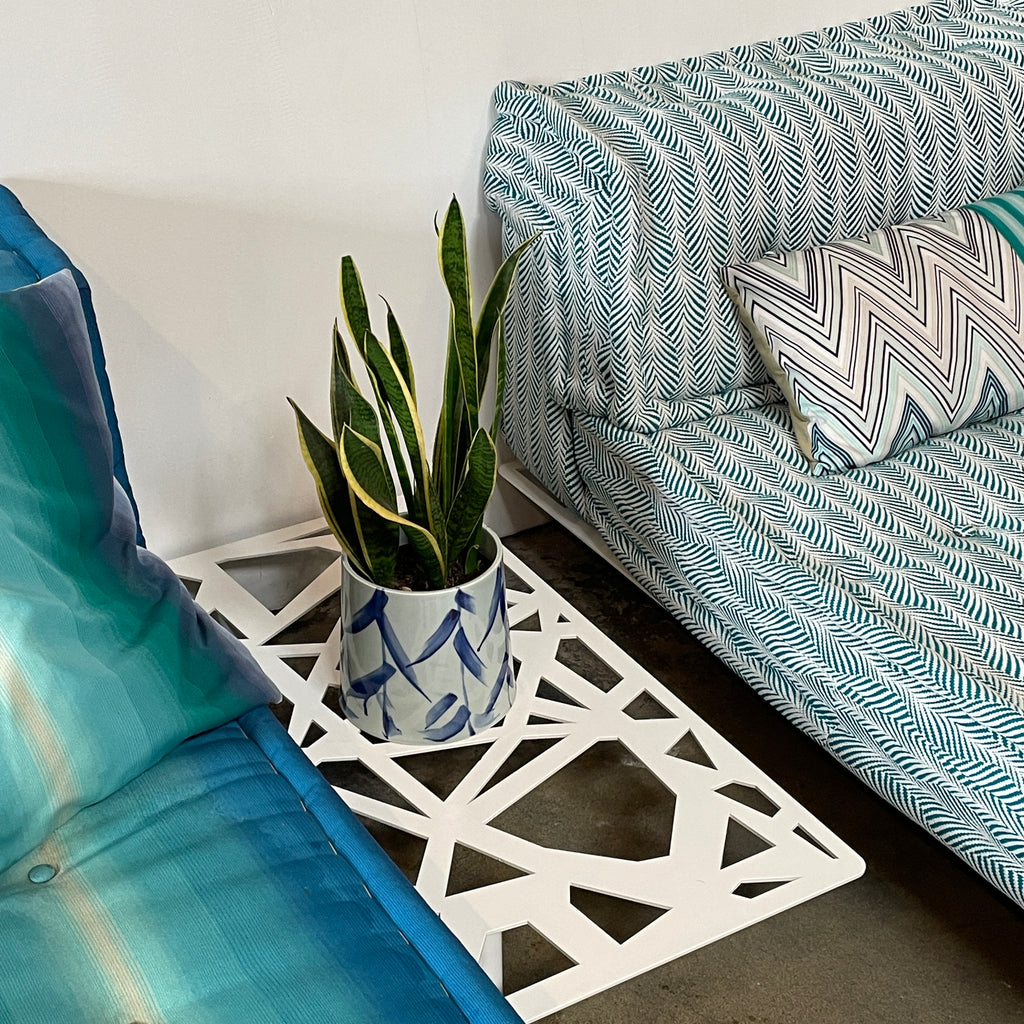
[339,528,515,744]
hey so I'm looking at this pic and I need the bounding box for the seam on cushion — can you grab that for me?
[232,712,471,1019]
[293,794,346,860]
[235,706,512,1024]
[254,747,346,860]
[198,718,472,1019]
[0,226,43,285]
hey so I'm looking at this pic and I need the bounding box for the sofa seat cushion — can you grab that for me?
[0,716,481,1024]
[574,402,1024,904]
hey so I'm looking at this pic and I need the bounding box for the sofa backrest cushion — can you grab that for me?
[485,0,1024,434]
[0,271,278,874]
[0,186,143,542]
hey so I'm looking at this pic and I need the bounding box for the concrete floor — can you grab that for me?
[495,523,1024,1024]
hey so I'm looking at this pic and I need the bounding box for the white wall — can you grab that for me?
[3,0,898,557]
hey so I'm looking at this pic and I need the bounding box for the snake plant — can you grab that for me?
[289,196,538,591]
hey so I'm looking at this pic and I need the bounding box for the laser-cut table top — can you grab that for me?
[171,519,864,1021]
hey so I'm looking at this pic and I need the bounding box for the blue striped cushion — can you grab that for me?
[486,0,1024,436]
[484,0,1024,511]
[0,719,477,1023]
[721,188,1024,472]
[0,271,277,874]
[572,402,1024,906]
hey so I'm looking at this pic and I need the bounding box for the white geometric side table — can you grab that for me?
[170,520,864,1022]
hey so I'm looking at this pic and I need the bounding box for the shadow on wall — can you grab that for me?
[2,179,472,557]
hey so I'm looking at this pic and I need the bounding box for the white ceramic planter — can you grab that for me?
[338,527,515,744]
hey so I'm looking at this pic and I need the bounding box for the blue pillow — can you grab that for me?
[0,270,278,872]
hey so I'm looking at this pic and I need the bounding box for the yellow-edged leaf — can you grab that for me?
[288,398,369,577]
[340,256,372,360]
[336,425,399,585]
[363,329,433,531]
[446,428,497,559]
[339,426,446,588]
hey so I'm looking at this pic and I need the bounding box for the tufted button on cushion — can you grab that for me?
[27,864,57,884]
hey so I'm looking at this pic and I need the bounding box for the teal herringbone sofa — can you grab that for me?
[0,186,521,1024]
[485,0,1024,907]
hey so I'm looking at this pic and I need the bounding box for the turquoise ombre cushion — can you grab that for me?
[0,270,277,873]
[0,718,475,1024]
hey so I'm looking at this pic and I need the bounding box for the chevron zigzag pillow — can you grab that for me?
[722,189,1024,474]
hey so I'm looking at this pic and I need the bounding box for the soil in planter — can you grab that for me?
[391,542,494,592]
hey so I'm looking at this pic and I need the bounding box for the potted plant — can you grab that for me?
[289,197,538,744]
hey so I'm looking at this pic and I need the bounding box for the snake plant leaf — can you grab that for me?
[432,322,464,515]
[362,329,433,530]
[385,301,416,403]
[331,308,415,521]
[332,320,353,377]
[429,482,449,571]
[397,521,447,589]
[339,261,418,512]
[492,312,508,437]
[446,428,498,559]
[340,255,372,361]
[356,329,417,517]
[331,328,384,450]
[288,397,369,579]
[337,426,397,512]
[438,198,479,425]
[296,198,539,590]
[475,232,541,383]
[337,426,400,585]
[338,425,447,589]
